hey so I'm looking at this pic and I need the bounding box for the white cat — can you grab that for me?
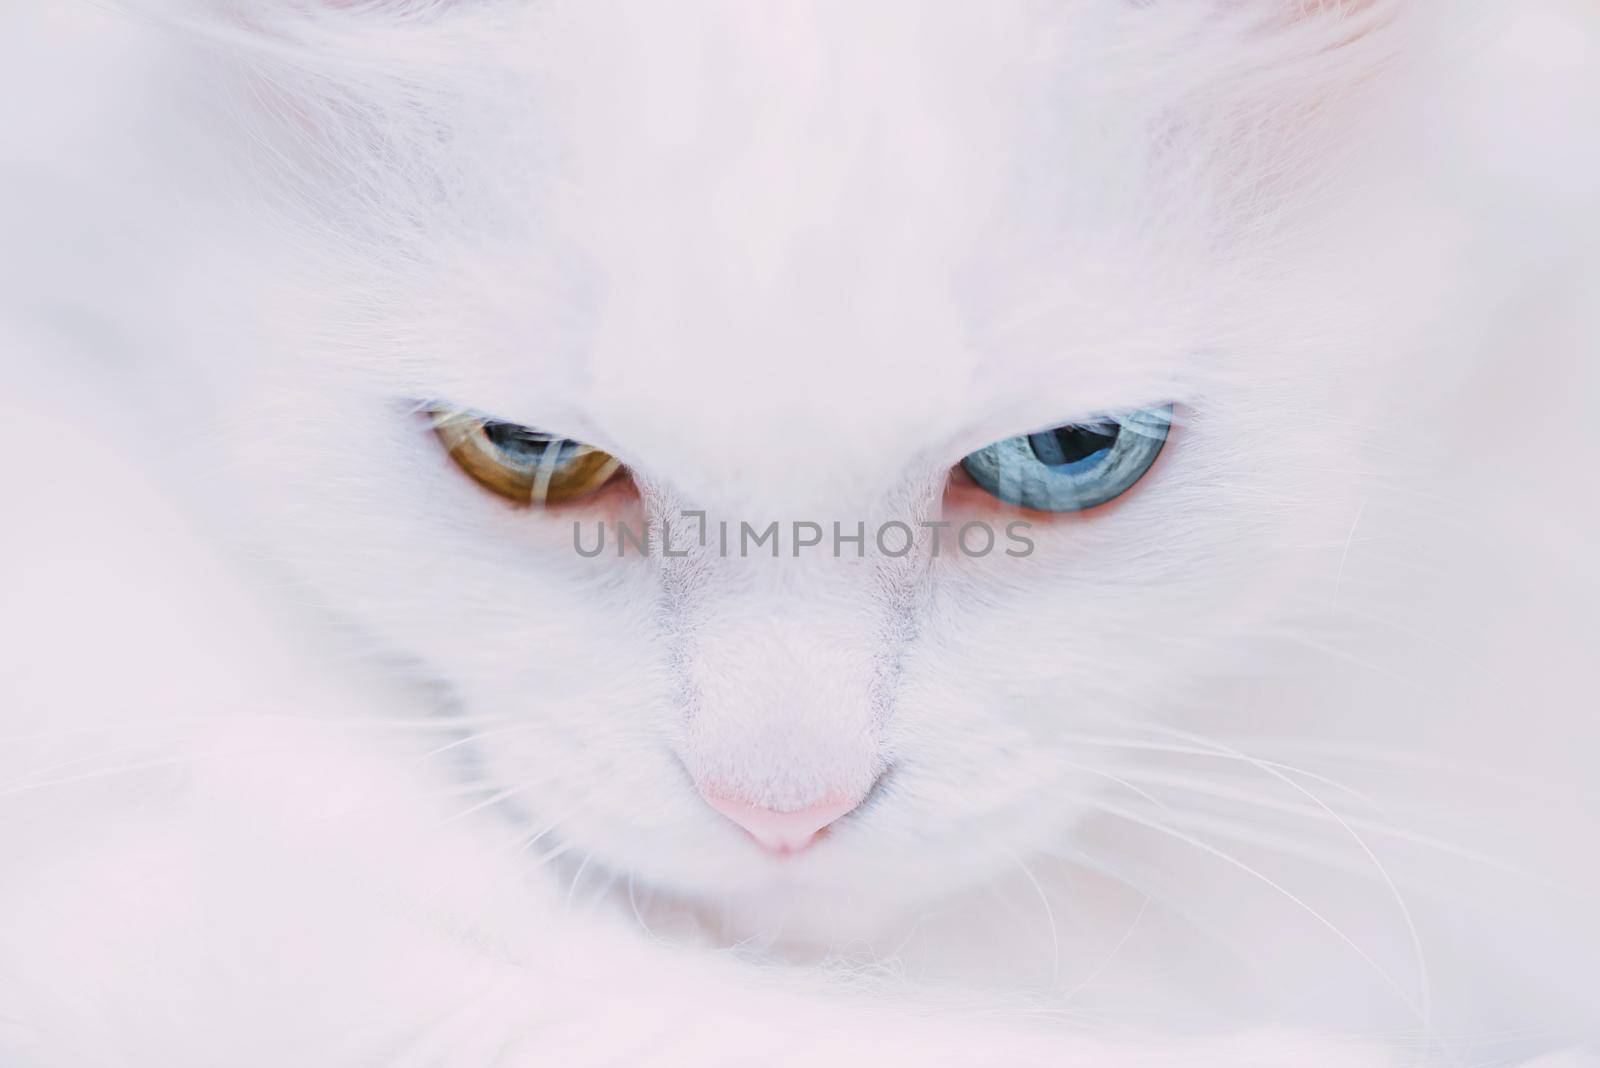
[2,1,1597,1065]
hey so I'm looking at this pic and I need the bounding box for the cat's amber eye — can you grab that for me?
[429,409,624,506]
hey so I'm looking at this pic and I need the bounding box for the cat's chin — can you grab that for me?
[572,851,951,951]
[544,819,1040,953]
[555,832,1103,993]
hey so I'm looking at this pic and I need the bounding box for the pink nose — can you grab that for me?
[705,795,861,855]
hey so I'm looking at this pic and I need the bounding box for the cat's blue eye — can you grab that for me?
[959,405,1172,513]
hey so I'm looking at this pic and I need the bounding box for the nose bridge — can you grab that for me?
[682,586,890,811]
[643,439,928,528]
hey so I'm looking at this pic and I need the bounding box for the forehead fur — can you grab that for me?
[159,0,1425,499]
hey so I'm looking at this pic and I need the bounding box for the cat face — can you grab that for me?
[196,1,1393,934]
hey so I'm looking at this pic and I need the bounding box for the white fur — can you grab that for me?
[2,1,1597,1064]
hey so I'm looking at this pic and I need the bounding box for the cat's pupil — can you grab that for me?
[484,420,559,462]
[1027,424,1119,467]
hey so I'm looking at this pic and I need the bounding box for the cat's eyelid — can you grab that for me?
[415,398,623,460]
[951,402,1180,464]
[1102,407,1176,442]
